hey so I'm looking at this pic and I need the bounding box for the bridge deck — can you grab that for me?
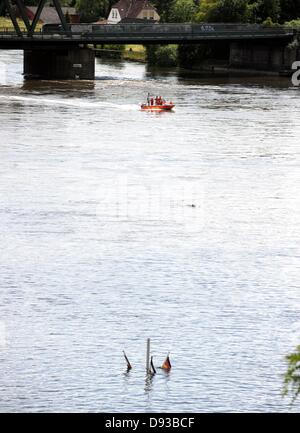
[0,24,296,49]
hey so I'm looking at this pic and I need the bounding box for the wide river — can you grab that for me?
[0,50,300,412]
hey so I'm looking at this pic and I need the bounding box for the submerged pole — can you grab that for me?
[146,338,151,373]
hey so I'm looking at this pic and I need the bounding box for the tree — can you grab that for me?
[195,0,282,23]
[283,345,300,404]
[75,0,110,22]
[152,0,176,22]
[169,0,197,22]
[195,0,218,22]
[246,1,261,23]
[195,0,249,22]
[280,0,300,21]
[255,0,281,23]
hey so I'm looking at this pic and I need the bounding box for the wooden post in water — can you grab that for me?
[146,338,151,374]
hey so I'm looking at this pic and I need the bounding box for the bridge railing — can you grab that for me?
[0,23,296,39]
[67,23,296,35]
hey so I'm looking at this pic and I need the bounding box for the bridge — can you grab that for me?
[0,24,296,49]
[0,0,298,79]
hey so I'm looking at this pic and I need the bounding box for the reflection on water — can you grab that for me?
[0,51,300,413]
[21,80,96,94]
[144,374,155,394]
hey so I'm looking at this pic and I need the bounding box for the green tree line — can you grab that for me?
[153,0,300,25]
[1,1,299,24]
[147,0,300,68]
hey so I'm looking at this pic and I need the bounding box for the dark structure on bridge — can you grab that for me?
[0,0,299,79]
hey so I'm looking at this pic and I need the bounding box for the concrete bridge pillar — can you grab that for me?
[229,42,287,72]
[23,47,95,80]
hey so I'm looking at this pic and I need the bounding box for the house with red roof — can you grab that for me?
[107,0,160,24]
[18,5,79,24]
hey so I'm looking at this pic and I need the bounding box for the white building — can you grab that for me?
[107,0,160,24]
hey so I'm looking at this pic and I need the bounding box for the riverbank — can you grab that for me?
[94,44,146,63]
[99,42,298,77]
[123,45,146,63]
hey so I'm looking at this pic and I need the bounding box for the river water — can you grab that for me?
[0,50,300,413]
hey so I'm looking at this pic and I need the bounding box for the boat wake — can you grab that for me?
[0,95,137,111]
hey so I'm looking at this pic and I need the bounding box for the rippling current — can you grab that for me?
[0,50,300,412]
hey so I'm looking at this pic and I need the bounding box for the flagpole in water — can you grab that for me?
[146,338,151,374]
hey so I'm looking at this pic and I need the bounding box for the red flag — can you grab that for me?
[161,353,171,370]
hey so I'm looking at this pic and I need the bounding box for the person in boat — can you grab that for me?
[150,97,154,106]
[147,93,150,105]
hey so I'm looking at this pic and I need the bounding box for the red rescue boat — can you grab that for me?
[141,94,175,112]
